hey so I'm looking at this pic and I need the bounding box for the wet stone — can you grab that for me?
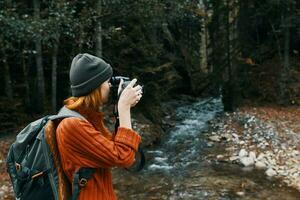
[266,168,277,177]
[240,157,255,167]
[239,149,248,158]
[236,191,245,196]
[209,135,221,142]
[255,161,267,169]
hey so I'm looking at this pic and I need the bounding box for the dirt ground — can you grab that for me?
[1,105,299,199]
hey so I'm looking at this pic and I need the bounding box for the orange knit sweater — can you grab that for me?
[56,107,141,200]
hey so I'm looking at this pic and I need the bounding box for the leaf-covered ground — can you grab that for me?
[207,105,300,191]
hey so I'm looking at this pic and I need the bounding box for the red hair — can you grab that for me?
[64,85,112,139]
[64,84,103,110]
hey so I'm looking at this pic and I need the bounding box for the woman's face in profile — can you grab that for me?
[101,79,111,103]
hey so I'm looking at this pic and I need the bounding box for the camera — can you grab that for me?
[110,76,143,100]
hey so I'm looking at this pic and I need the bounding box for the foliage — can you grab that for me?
[0,0,299,114]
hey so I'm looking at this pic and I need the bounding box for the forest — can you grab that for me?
[0,0,300,199]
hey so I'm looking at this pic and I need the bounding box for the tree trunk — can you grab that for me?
[21,49,31,111]
[52,41,59,112]
[79,23,84,52]
[6,0,12,7]
[33,0,45,113]
[208,0,229,97]
[204,2,211,73]
[95,0,102,57]
[199,2,208,74]
[2,50,13,100]
[279,2,290,104]
[2,0,14,99]
[283,22,290,71]
[222,0,234,112]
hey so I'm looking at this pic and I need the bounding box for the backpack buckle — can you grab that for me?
[15,163,21,171]
[79,178,88,187]
[32,171,44,179]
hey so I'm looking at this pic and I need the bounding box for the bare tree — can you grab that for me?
[52,38,59,112]
[21,47,30,110]
[33,0,45,112]
[279,1,291,104]
[199,1,209,74]
[2,48,13,100]
[95,0,102,57]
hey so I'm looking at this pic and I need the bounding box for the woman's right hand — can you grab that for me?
[118,78,143,110]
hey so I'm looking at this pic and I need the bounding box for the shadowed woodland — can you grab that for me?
[1,1,299,122]
[0,0,300,199]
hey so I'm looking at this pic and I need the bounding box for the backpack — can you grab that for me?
[6,106,95,200]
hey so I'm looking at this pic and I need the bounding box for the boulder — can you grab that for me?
[209,135,221,142]
[255,161,267,169]
[240,157,255,167]
[249,151,256,160]
[265,168,277,177]
[239,149,248,158]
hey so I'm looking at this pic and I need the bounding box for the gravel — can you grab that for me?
[207,107,300,191]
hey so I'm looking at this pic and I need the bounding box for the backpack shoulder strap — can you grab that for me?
[49,106,95,199]
[72,168,96,200]
[49,106,87,121]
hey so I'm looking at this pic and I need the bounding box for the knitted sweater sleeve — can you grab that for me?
[57,117,141,168]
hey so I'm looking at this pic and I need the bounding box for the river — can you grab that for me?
[113,97,300,200]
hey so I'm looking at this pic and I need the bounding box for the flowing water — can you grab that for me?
[113,97,300,200]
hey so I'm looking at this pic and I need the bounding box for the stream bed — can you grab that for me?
[113,97,300,200]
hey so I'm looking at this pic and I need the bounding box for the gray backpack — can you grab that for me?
[6,107,95,200]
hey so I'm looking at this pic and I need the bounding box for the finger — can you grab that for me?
[135,93,143,99]
[127,78,137,88]
[133,85,142,91]
[136,94,142,100]
[131,100,138,107]
[118,79,124,94]
[120,78,124,85]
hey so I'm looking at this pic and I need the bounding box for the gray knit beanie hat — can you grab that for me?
[70,53,113,97]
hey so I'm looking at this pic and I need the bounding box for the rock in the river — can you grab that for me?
[207,142,214,147]
[217,155,224,159]
[239,149,248,158]
[255,161,267,169]
[239,141,245,145]
[256,153,265,161]
[266,168,277,177]
[249,151,256,160]
[209,135,220,142]
[232,133,239,139]
[240,157,255,167]
[236,191,245,196]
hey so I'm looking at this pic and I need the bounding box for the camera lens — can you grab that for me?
[110,76,130,87]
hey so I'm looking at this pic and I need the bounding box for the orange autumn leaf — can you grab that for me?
[244,58,256,66]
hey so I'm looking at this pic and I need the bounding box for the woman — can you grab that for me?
[56,53,143,200]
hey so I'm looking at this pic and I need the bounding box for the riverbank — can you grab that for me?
[1,99,300,199]
[112,97,300,199]
[206,105,300,192]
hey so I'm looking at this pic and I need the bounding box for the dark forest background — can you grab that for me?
[0,0,300,133]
